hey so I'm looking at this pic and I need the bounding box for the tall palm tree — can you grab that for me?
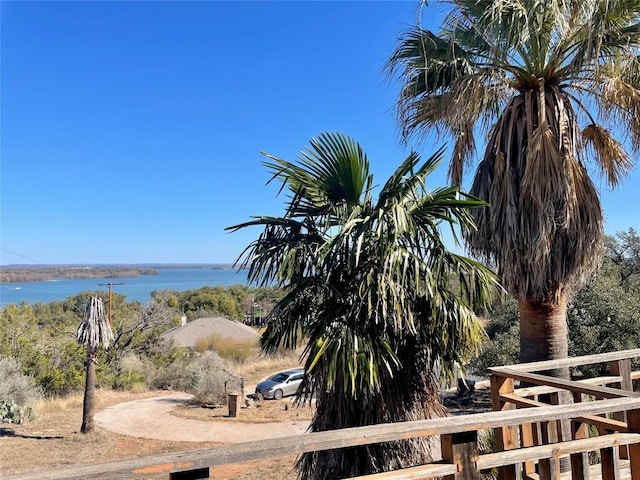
[77,296,113,434]
[228,132,498,479]
[387,0,639,372]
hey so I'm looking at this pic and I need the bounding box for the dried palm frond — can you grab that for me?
[77,296,114,350]
[582,124,634,188]
[388,0,639,302]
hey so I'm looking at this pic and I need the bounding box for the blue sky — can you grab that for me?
[1,1,638,266]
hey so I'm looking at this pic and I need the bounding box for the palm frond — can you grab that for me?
[229,132,500,479]
[582,123,634,187]
[77,296,113,350]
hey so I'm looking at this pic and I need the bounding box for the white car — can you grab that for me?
[255,368,305,399]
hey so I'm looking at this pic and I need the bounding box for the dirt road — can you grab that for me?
[95,392,309,443]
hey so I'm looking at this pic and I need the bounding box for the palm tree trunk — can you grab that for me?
[81,348,96,434]
[518,293,568,378]
[518,292,572,472]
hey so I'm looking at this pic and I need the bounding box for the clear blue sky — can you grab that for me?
[1,1,638,266]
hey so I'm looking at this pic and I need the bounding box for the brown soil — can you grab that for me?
[0,390,220,479]
[1,386,490,479]
[173,396,315,424]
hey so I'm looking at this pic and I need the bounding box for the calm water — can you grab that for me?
[0,268,250,306]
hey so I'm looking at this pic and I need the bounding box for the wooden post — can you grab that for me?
[627,408,640,480]
[228,393,241,418]
[571,391,590,480]
[600,446,621,480]
[539,420,553,480]
[490,374,517,480]
[520,422,536,477]
[609,359,633,392]
[610,359,633,459]
[441,431,480,480]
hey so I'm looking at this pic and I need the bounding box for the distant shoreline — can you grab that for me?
[0,264,236,284]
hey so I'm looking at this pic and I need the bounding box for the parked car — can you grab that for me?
[255,368,305,400]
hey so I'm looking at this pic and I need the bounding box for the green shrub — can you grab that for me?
[469,300,519,376]
[0,399,34,424]
[114,354,148,390]
[150,356,191,391]
[0,356,42,407]
[185,351,239,406]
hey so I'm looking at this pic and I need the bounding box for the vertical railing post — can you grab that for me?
[490,374,518,480]
[570,391,589,480]
[610,358,633,459]
[441,431,480,480]
[627,408,640,480]
[609,358,633,392]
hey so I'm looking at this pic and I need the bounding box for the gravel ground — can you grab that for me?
[95,392,310,442]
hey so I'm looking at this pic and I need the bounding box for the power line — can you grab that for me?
[0,248,42,264]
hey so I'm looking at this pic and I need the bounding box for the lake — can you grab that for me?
[0,268,250,306]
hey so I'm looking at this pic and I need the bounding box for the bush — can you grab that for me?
[185,351,240,406]
[469,229,640,377]
[469,300,520,376]
[0,399,34,424]
[150,357,191,391]
[112,354,148,390]
[0,356,42,407]
[194,334,258,364]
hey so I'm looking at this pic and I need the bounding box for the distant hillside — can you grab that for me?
[0,265,158,283]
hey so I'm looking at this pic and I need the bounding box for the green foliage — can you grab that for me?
[228,132,499,479]
[185,351,239,406]
[0,399,34,424]
[472,229,640,375]
[1,284,283,397]
[177,286,245,320]
[0,356,42,408]
[470,300,520,375]
[568,229,640,376]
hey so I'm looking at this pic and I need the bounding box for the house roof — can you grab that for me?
[161,316,260,348]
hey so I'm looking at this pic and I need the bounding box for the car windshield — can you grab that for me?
[271,373,289,382]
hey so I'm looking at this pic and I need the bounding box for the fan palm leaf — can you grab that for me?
[387,0,639,369]
[227,132,499,478]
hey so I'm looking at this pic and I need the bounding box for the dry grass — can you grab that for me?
[1,361,307,479]
[231,349,304,383]
[195,334,259,363]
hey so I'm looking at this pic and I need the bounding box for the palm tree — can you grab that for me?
[387,0,639,372]
[77,296,113,433]
[227,132,498,479]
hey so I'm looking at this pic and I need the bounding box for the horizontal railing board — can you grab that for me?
[515,375,625,397]
[6,397,640,480]
[499,393,629,432]
[489,349,640,373]
[490,368,640,399]
[343,462,457,479]
[476,432,640,470]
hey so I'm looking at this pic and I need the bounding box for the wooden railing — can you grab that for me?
[489,348,640,480]
[5,349,640,480]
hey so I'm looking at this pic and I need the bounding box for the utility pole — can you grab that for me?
[98,282,124,325]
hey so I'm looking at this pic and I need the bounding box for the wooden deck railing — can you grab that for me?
[489,348,640,480]
[5,349,640,480]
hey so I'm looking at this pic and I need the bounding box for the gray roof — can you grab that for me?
[161,316,260,348]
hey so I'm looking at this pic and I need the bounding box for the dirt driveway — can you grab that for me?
[95,392,310,443]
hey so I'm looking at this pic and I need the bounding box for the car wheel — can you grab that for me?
[274,389,283,400]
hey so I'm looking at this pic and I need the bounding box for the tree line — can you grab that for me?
[0,285,280,397]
